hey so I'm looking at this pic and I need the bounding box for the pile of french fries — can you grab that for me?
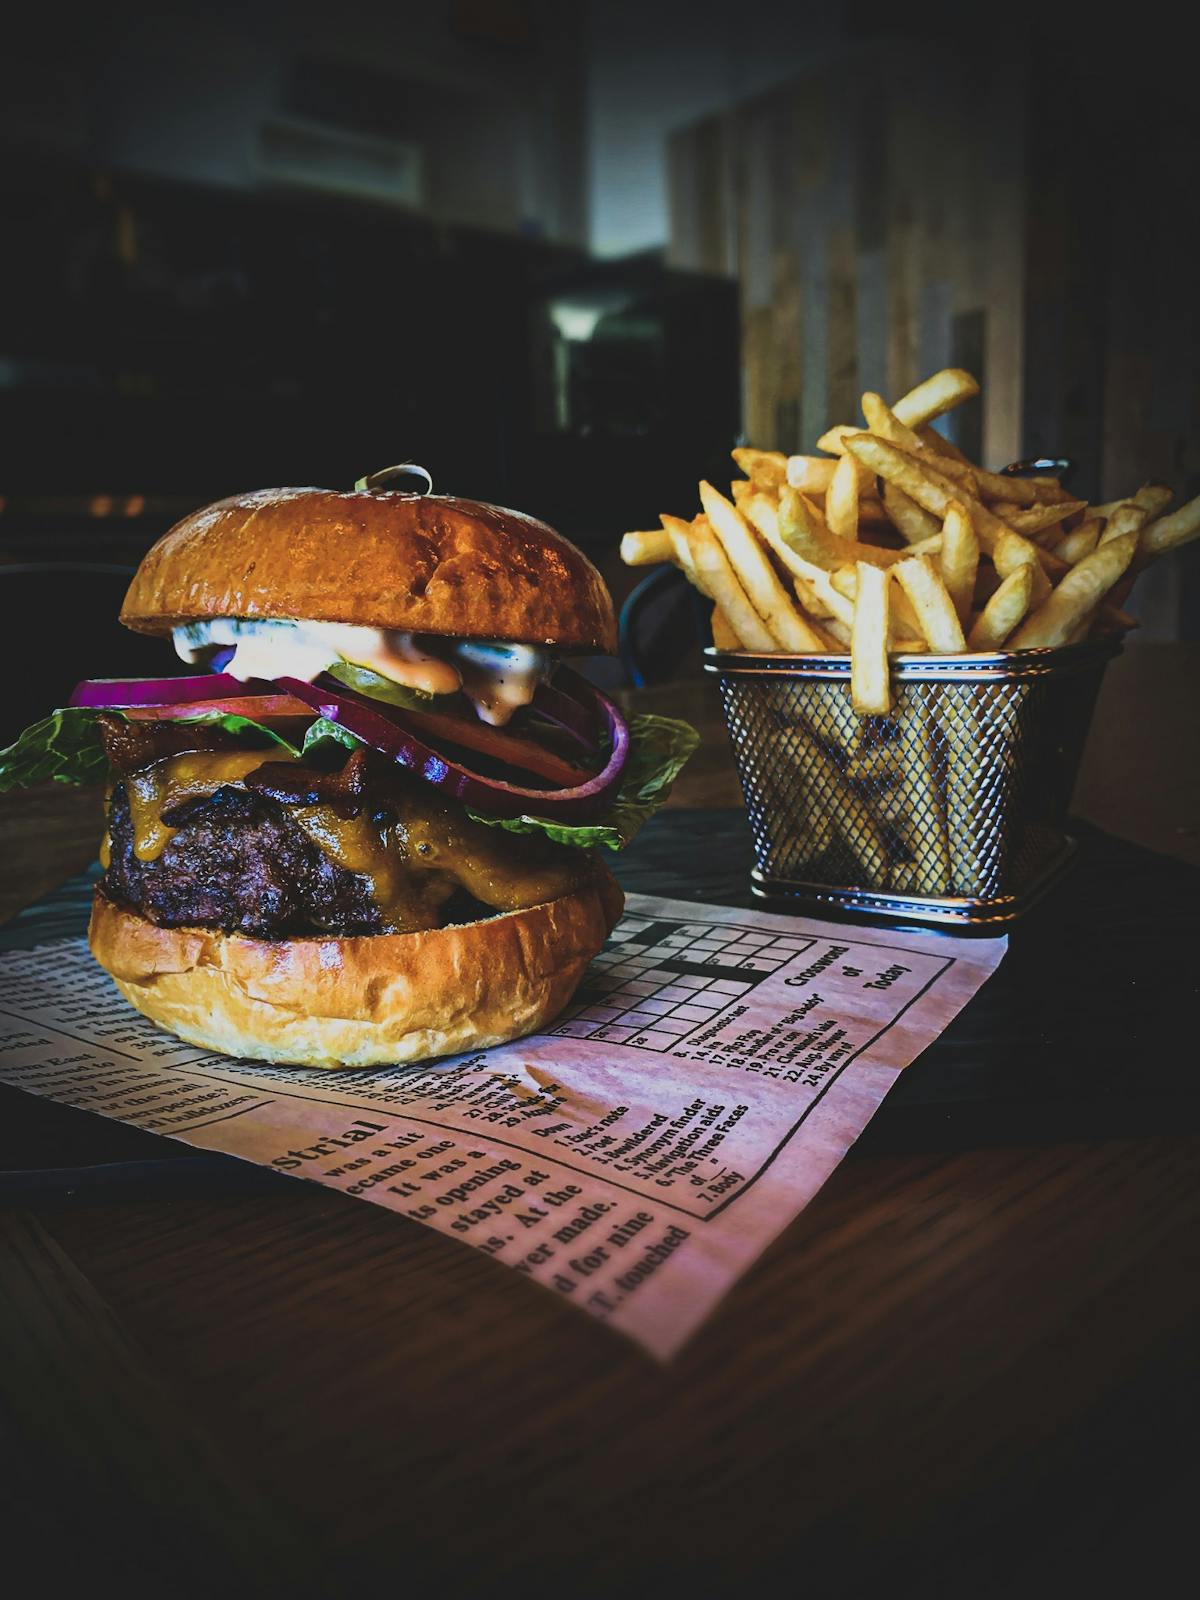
[621,367,1200,717]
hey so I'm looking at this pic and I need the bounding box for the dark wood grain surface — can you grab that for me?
[2,644,1198,1598]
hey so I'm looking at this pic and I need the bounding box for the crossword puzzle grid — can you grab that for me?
[549,915,816,1052]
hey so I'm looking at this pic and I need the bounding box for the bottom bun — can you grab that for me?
[88,869,623,1069]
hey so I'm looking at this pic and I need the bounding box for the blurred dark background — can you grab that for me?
[2,1,1198,707]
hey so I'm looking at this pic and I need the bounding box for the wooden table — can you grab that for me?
[2,644,1198,1596]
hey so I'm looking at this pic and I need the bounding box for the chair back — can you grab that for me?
[619,564,713,687]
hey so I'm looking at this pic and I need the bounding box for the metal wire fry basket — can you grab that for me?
[705,639,1121,929]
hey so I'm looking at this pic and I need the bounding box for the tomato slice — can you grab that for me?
[123,695,313,722]
[126,692,587,788]
[394,705,586,787]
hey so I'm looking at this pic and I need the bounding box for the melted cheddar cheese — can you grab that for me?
[113,750,584,933]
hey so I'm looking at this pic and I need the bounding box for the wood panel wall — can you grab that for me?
[667,42,1200,640]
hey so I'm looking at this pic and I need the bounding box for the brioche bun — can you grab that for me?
[120,487,617,653]
[89,870,623,1069]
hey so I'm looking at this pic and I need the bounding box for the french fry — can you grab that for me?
[861,391,926,453]
[787,724,890,881]
[793,573,834,619]
[831,564,926,642]
[685,516,778,652]
[940,501,979,626]
[764,753,838,873]
[711,607,741,650]
[732,447,787,491]
[744,496,857,631]
[626,360,1187,818]
[893,555,967,652]
[778,486,910,571]
[1055,517,1103,564]
[993,527,1052,606]
[846,716,904,787]
[821,616,852,650]
[1025,475,1077,505]
[1093,604,1139,635]
[834,620,918,650]
[915,423,972,464]
[850,562,892,716]
[1064,612,1095,645]
[743,492,796,561]
[800,574,854,628]
[994,501,1087,536]
[812,424,878,489]
[748,705,842,875]
[1133,483,1173,516]
[968,470,1064,508]
[966,566,1034,649]
[888,699,953,896]
[855,497,893,528]
[620,528,674,566]
[826,451,861,540]
[1094,483,1175,520]
[790,566,855,630]
[905,531,947,558]
[661,515,710,596]
[842,432,1060,573]
[867,400,1050,506]
[699,480,827,652]
[1140,491,1200,556]
[816,423,861,456]
[618,357,1198,927]
[805,690,863,825]
[920,450,1061,507]
[941,689,985,895]
[867,423,950,543]
[1008,531,1138,649]
[785,455,839,494]
[891,368,980,428]
[677,510,825,647]
[1098,498,1152,547]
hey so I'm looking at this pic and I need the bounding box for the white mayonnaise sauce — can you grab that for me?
[173,620,550,726]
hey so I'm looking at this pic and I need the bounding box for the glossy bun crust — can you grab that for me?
[89,870,623,1069]
[120,488,617,653]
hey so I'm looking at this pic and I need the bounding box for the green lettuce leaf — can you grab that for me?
[0,708,112,791]
[467,713,700,851]
[300,716,365,757]
[180,711,299,751]
[0,704,700,856]
[0,707,299,792]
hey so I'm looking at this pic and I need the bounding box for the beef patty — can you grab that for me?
[97,714,592,939]
[102,783,398,937]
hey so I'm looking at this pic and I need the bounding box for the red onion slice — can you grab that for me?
[70,674,262,709]
[528,679,598,750]
[276,674,629,822]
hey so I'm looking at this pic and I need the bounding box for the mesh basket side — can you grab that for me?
[718,662,1106,906]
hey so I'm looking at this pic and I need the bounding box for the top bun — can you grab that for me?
[120,488,618,653]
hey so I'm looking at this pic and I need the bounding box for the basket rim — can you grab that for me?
[703,637,1122,681]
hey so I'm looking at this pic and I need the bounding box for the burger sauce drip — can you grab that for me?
[173,620,550,726]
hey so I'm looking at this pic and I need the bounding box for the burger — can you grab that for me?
[0,482,697,1068]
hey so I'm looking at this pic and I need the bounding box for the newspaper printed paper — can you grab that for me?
[0,894,1004,1357]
